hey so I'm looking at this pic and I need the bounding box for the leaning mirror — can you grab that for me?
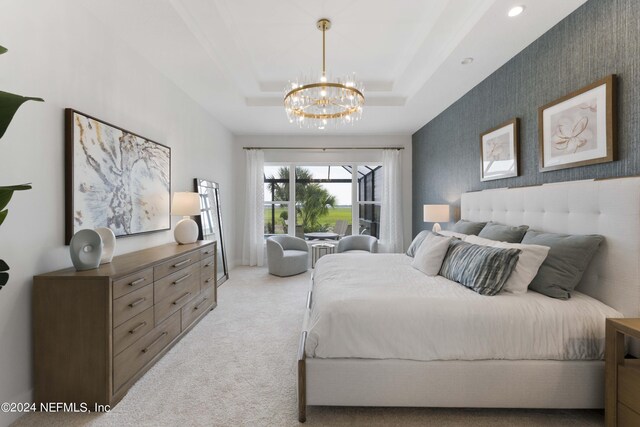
[194,178,229,286]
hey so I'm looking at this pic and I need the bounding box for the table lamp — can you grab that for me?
[172,192,201,244]
[423,204,450,233]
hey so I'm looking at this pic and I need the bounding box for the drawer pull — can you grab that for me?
[172,292,192,306]
[172,273,191,285]
[173,259,191,268]
[141,332,168,353]
[128,297,146,308]
[194,297,208,311]
[129,278,146,286]
[129,322,147,334]
[204,262,214,267]
[205,278,213,284]
[203,250,212,255]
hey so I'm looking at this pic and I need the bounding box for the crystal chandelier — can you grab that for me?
[284,19,365,130]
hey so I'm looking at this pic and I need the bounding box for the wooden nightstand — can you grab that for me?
[606,318,640,427]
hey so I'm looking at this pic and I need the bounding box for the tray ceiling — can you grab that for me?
[81,0,588,135]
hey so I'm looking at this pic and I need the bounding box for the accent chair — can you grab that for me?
[266,235,309,276]
[337,235,378,254]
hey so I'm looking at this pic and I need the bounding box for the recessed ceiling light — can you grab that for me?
[461,57,474,65]
[508,5,525,17]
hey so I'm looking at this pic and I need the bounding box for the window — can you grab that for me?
[295,166,353,238]
[263,165,290,236]
[264,163,382,239]
[356,165,382,238]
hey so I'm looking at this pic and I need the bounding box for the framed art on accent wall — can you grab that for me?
[479,118,519,182]
[538,75,616,172]
[65,109,171,244]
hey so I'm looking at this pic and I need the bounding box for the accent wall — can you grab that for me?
[412,0,640,234]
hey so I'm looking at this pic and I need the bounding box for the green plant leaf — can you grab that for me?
[0,191,12,212]
[0,209,7,227]
[0,91,44,140]
[0,184,31,191]
[0,259,7,289]
[0,184,30,211]
[0,46,7,55]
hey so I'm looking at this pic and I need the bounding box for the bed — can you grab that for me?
[297,177,640,422]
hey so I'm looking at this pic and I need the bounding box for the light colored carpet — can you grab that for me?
[14,266,603,427]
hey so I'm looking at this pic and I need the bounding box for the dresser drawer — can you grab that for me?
[154,278,200,325]
[181,287,214,330]
[201,256,215,281]
[619,361,640,414]
[113,268,153,300]
[113,284,153,328]
[113,308,154,356]
[154,263,199,303]
[113,311,181,392]
[200,244,215,258]
[200,273,215,291]
[154,251,200,281]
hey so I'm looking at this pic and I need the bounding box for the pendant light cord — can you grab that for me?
[322,24,326,75]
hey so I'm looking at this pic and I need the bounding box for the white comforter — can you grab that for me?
[305,253,622,361]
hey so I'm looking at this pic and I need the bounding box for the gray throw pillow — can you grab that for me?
[406,230,430,257]
[521,230,604,299]
[451,220,487,236]
[439,239,521,296]
[478,222,529,243]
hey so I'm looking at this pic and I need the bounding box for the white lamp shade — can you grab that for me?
[423,204,450,223]
[171,192,201,216]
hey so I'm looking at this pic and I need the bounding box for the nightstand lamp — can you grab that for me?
[172,192,201,244]
[423,204,450,233]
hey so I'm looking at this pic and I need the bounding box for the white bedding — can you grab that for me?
[305,253,622,361]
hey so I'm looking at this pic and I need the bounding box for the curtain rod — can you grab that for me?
[242,146,404,151]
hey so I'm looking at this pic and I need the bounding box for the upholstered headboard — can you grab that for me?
[461,177,640,317]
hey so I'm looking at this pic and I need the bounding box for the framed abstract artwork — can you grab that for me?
[479,118,519,181]
[538,75,616,172]
[65,109,171,244]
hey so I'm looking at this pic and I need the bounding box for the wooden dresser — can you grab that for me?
[33,241,217,407]
[606,318,640,427]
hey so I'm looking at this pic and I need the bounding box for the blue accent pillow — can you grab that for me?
[439,239,521,296]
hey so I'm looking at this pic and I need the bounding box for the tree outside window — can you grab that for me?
[264,165,380,238]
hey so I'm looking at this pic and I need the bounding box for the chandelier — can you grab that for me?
[284,19,365,129]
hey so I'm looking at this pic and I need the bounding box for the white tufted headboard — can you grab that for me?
[461,177,640,317]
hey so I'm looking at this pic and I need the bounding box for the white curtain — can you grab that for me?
[379,149,404,253]
[241,149,264,266]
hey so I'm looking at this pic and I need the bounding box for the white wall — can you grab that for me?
[0,2,235,425]
[233,135,412,265]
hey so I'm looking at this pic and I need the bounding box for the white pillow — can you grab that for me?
[465,235,550,294]
[438,230,468,240]
[411,233,452,276]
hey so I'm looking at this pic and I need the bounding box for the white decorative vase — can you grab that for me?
[174,217,198,244]
[69,229,103,271]
[95,227,116,264]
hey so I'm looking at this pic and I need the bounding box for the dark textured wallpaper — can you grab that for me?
[412,0,640,235]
